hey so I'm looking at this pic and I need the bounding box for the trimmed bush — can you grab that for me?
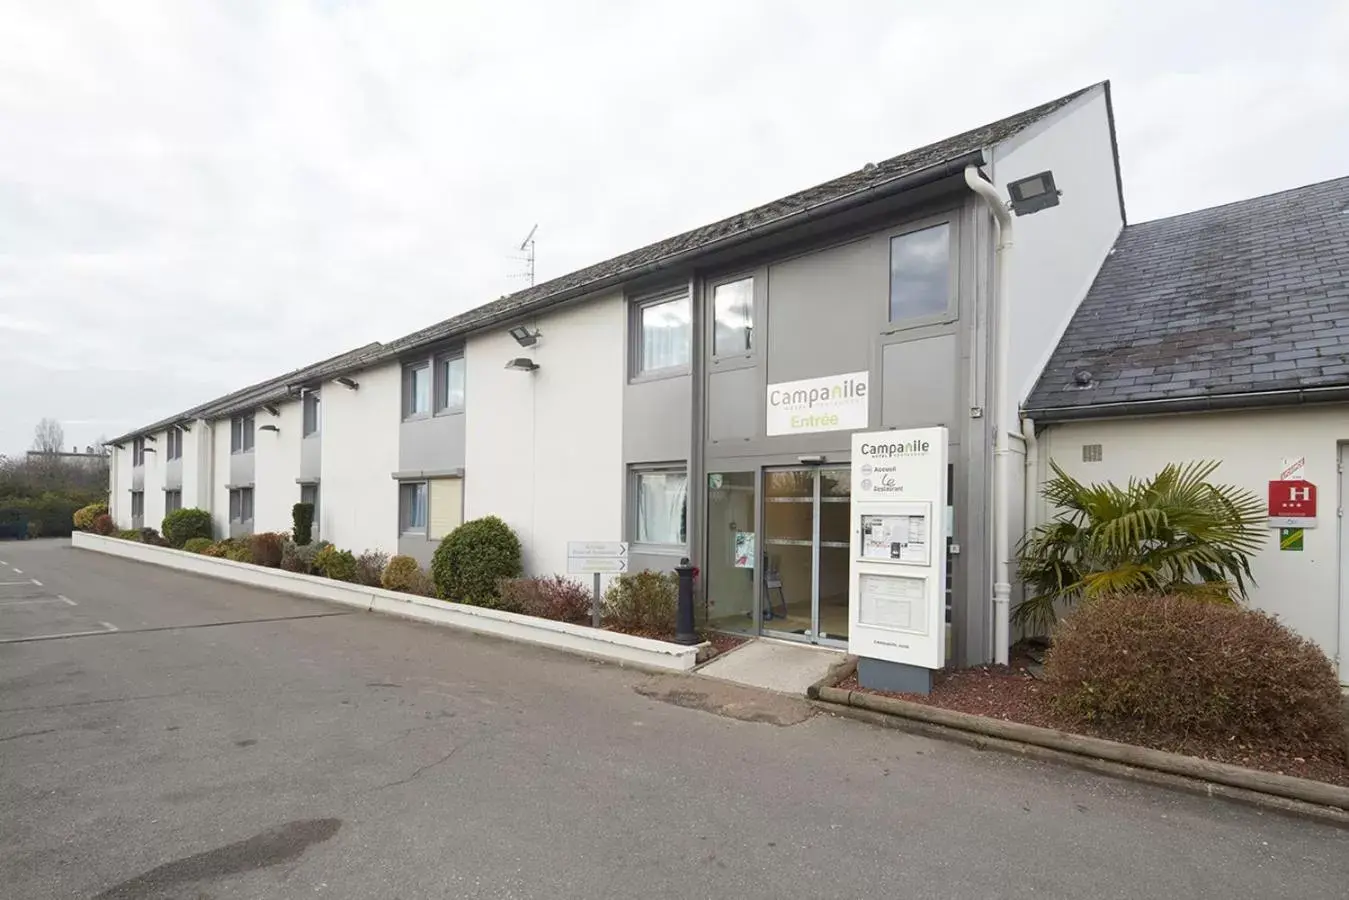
[279,539,304,572]
[292,502,315,546]
[354,550,389,587]
[73,502,108,532]
[139,528,168,547]
[224,543,253,563]
[500,575,594,624]
[381,555,436,596]
[115,529,142,541]
[201,540,231,558]
[314,546,357,582]
[249,531,286,568]
[431,515,522,605]
[291,540,332,574]
[183,537,214,554]
[162,508,213,548]
[1047,593,1345,750]
[603,570,678,635]
[91,513,115,536]
[2,493,86,538]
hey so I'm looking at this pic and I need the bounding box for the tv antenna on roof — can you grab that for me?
[510,224,538,287]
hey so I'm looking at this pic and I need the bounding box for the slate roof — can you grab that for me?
[1025,176,1349,420]
[108,342,383,444]
[355,82,1105,366]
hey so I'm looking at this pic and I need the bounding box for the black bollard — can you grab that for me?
[674,557,699,645]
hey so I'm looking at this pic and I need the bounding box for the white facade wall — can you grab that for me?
[143,429,167,531]
[112,446,133,528]
[992,85,1124,430]
[211,418,232,537]
[1037,406,1348,682]
[464,292,626,581]
[255,400,302,534]
[181,423,206,512]
[320,362,400,555]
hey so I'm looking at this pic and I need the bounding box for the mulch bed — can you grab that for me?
[839,657,1349,787]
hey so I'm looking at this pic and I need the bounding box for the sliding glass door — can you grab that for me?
[761,466,850,645]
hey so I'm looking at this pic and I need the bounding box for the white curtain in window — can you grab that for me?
[637,471,688,545]
[641,296,691,372]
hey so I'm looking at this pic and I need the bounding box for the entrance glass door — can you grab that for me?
[761,466,850,644]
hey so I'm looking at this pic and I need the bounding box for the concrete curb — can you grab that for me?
[814,683,1349,817]
[71,533,705,672]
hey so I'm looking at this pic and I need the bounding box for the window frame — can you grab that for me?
[130,490,145,519]
[630,288,693,381]
[132,437,145,467]
[709,272,757,365]
[884,215,959,332]
[231,415,255,454]
[629,463,690,549]
[165,427,182,461]
[164,489,182,514]
[402,361,432,420]
[399,481,429,534]
[433,353,466,416]
[302,391,321,437]
[229,487,254,523]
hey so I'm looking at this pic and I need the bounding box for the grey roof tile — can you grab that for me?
[1026,175,1349,416]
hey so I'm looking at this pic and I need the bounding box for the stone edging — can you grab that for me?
[71,533,705,672]
[809,657,1349,818]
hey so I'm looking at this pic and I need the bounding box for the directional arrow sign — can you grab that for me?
[567,557,629,575]
[567,541,629,558]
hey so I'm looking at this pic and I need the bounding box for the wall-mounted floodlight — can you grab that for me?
[145,434,157,443]
[336,377,359,390]
[264,405,280,417]
[260,424,281,433]
[509,325,540,348]
[178,420,192,432]
[1007,170,1061,216]
[504,357,539,372]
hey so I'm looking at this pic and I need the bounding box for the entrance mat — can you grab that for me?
[696,639,846,696]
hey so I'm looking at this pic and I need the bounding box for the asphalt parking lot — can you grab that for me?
[2,538,1347,899]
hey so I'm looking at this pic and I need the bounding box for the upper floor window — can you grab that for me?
[712,277,754,357]
[132,437,145,467]
[230,414,255,454]
[403,362,431,418]
[166,426,182,461]
[302,392,321,437]
[889,222,952,324]
[636,292,691,376]
[435,354,466,414]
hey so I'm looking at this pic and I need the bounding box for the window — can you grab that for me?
[229,487,254,522]
[400,482,428,532]
[889,222,952,323]
[166,427,182,461]
[428,477,463,540]
[712,277,754,357]
[130,490,145,518]
[403,362,431,418]
[132,437,145,467]
[636,293,691,375]
[434,354,466,414]
[633,467,688,545]
[230,415,255,453]
[164,490,182,514]
[302,392,321,437]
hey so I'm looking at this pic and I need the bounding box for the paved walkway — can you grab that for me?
[698,637,844,694]
[2,538,1347,899]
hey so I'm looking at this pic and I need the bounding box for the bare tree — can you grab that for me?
[32,418,65,454]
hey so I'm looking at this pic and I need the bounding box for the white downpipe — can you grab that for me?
[1021,417,1038,535]
[964,165,1014,666]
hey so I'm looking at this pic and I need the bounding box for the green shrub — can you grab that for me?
[139,528,168,547]
[2,493,87,537]
[91,513,115,536]
[27,521,42,539]
[73,502,108,531]
[201,540,231,558]
[431,515,522,604]
[249,531,286,568]
[162,508,213,548]
[279,539,303,572]
[1047,593,1346,751]
[603,570,677,636]
[354,550,389,587]
[224,544,252,563]
[500,575,594,624]
[292,502,315,546]
[291,540,332,574]
[115,529,142,541]
[315,546,357,582]
[381,555,435,596]
[1016,460,1266,635]
[183,537,214,554]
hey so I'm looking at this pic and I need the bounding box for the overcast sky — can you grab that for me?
[1,1,1346,454]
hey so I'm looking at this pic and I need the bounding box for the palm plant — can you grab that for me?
[1015,460,1267,635]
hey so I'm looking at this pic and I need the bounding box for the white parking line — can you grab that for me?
[58,595,77,606]
[0,597,70,607]
[0,581,32,585]
[12,568,22,574]
[30,579,42,587]
[0,621,118,643]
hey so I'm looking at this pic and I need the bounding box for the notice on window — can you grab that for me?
[860,512,930,565]
[858,573,929,635]
[733,532,755,569]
